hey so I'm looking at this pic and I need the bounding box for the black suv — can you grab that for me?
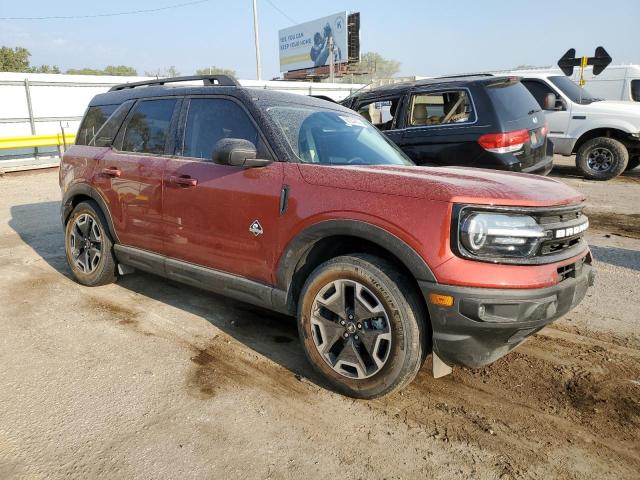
[341,76,554,174]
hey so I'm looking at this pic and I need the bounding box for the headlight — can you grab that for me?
[459,211,545,259]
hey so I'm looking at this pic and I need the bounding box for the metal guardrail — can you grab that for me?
[0,133,76,150]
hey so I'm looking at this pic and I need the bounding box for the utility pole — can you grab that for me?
[329,36,335,83]
[252,0,262,80]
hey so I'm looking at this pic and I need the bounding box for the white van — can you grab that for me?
[499,65,640,102]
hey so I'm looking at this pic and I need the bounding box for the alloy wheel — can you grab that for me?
[586,147,614,172]
[69,213,103,274]
[310,279,392,379]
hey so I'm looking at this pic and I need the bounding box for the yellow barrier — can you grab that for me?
[0,133,76,150]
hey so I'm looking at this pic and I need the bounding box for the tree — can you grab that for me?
[66,65,137,76]
[195,66,236,77]
[0,46,31,71]
[28,64,61,74]
[102,65,138,76]
[145,66,180,78]
[339,52,401,84]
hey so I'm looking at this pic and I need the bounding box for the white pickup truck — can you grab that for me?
[517,73,640,180]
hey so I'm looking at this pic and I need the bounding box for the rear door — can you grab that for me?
[398,88,479,166]
[353,95,404,145]
[162,96,283,284]
[96,97,180,253]
[484,80,549,170]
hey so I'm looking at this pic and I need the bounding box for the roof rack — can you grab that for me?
[108,74,239,92]
[434,73,494,79]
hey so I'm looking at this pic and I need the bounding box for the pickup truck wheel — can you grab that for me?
[576,137,628,180]
[626,156,640,171]
[64,201,117,286]
[297,254,427,399]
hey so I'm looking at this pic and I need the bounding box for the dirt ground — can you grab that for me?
[0,158,638,479]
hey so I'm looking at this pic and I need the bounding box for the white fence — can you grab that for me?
[0,72,363,170]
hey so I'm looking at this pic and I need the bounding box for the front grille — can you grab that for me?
[531,205,588,257]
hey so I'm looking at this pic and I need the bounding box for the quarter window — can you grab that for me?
[90,101,134,147]
[409,91,474,126]
[182,98,263,160]
[121,99,177,154]
[76,104,118,145]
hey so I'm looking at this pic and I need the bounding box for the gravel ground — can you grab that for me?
[0,159,638,479]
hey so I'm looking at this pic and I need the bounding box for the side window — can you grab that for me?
[90,100,134,147]
[521,80,556,109]
[631,80,640,102]
[356,98,400,130]
[121,99,177,154]
[76,104,118,145]
[409,90,474,126]
[182,98,265,160]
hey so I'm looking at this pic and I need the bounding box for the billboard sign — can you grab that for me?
[279,12,348,73]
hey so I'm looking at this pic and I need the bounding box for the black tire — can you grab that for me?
[64,200,117,286]
[626,156,640,171]
[576,137,628,181]
[297,254,428,399]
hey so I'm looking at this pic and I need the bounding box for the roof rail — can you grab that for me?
[108,74,239,92]
[434,73,494,79]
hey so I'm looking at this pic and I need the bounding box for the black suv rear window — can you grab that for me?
[485,81,540,121]
[76,104,118,145]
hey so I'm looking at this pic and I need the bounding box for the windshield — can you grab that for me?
[267,106,413,166]
[548,76,601,104]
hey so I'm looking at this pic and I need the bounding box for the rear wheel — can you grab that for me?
[576,137,628,180]
[64,201,117,286]
[297,254,427,399]
[626,155,640,171]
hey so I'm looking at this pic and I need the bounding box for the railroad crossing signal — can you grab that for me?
[557,47,612,87]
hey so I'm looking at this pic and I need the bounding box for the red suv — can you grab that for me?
[60,75,595,399]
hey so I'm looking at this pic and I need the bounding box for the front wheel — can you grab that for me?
[576,137,628,181]
[297,254,428,399]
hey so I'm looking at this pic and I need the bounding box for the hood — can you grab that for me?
[298,164,585,207]
[579,100,640,121]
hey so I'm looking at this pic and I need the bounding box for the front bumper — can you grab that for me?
[419,262,595,369]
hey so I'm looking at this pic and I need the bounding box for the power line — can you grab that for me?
[263,0,297,25]
[0,0,211,20]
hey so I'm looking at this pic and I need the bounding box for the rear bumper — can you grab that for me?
[419,263,595,369]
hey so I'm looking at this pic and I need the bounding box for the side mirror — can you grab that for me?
[213,138,272,168]
[543,93,557,110]
[543,93,565,111]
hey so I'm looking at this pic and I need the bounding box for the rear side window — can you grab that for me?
[631,80,640,102]
[76,104,118,145]
[409,90,474,126]
[356,97,401,130]
[182,98,265,160]
[486,81,541,120]
[121,99,177,154]
[90,100,134,147]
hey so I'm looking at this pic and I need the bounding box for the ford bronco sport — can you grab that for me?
[60,75,595,399]
[341,76,554,175]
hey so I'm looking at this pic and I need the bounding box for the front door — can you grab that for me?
[162,97,283,284]
[94,97,179,253]
[521,79,572,144]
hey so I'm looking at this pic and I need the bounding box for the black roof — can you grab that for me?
[349,75,514,99]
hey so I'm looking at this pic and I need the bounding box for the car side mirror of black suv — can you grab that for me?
[213,138,272,168]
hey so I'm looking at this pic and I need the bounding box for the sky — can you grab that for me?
[0,0,638,80]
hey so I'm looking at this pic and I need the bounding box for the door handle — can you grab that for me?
[101,167,121,177]
[169,175,198,187]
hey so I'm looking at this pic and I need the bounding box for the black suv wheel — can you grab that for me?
[297,254,428,399]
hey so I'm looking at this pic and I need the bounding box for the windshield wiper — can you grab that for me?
[528,108,541,115]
